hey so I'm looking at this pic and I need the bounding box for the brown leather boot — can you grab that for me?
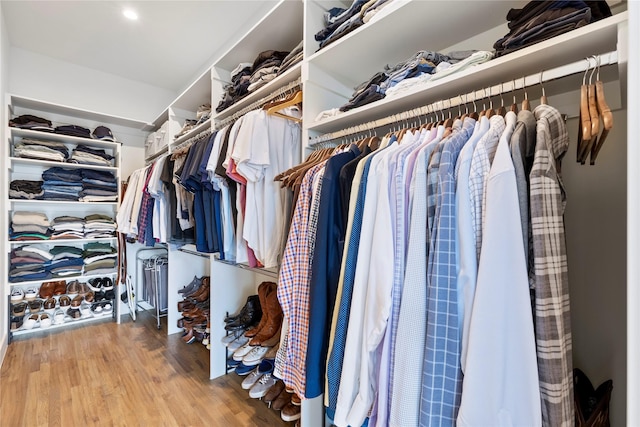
[188,277,210,301]
[190,279,210,303]
[245,282,275,338]
[250,284,283,346]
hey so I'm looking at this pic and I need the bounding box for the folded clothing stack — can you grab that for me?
[42,167,83,201]
[247,50,290,93]
[84,214,117,238]
[14,138,70,162]
[10,211,51,241]
[9,180,44,200]
[50,216,85,240]
[315,0,396,50]
[80,169,118,202]
[83,242,117,275]
[9,114,54,132]
[9,244,53,283]
[493,0,611,57]
[55,125,91,139]
[70,145,115,166]
[216,63,253,113]
[277,41,303,77]
[49,245,84,278]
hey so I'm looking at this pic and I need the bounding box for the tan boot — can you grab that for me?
[245,281,276,338]
[250,284,283,346]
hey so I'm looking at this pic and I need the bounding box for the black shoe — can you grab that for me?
[105,289,116,300]
[225,295,260,324]
[225,300,262,331]
[120,291,128,303]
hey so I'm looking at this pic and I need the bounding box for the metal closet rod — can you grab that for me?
[214,78,302,130]
[309,50,618,146]
[170,127,213,153]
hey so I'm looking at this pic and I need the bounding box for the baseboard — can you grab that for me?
[0,331,8,368]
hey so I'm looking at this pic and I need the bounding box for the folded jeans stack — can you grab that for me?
[14,138,70,162]
[10,211,51,241]
[42,167,83,201]
[9,114,54,132]
[48,246,85,277]
[84,214,117,238]
[80,169,118,202]
[50,216,85,240]
[9,180,44,200]
[493,0,611,57]
[70,145,114,166]
[9,244,53,282]
[83,242,117,275]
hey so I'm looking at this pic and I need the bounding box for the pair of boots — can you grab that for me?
[177,276,210,312]
[574,368,613,427]
[244,282,282,346]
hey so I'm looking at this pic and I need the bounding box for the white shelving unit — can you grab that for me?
[4,94,148,338]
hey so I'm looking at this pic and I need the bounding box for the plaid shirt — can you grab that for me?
[420,119,475,426]
[137,164,154,242]
[531,104,573,427]
[276,161,326,398]
[468,116,506,261]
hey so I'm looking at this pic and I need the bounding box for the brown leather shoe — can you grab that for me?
[260,325,282,348]
[71,295,83,308]
[264,380,285,405]
[250,284,282,346]
[264,344,279,360]
[53,280,67,296]
[84,291,95,303]
[59,295,71,310]
[43,297,56,311]
[67,280,80,295]
[78,282,90,297]
[291,392,301,406]
[272,387,291,411]
[245,282,275,338]
[190,280,210,303]
[177,300,195,312]
[39,281,56,299]
[281,402,301,422]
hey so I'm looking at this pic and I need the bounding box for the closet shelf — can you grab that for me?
[307,12,627,135]
[9,200,119,205]
[213,255,279,279]
[306,0,527,87]
[9,94,150,130]
[8,237,116,245]
[10,314,113,337]
[9,128,121,150]
[212,63,302,122]
[9,157,118,172]
[9,271,117,288]
[171,118,212,148]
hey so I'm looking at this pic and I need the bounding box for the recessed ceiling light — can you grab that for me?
[123,8,138,21]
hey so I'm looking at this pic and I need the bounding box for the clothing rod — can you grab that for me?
[170,127,212,153]
[214,78,302,130]
[145,146,168,165]
[178,247,211,259]
[309,50,618,145]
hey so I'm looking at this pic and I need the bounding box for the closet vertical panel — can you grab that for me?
[564,112,627,426]
[167,250,210,336]
[0,96,8,357]
[626,2,640,425]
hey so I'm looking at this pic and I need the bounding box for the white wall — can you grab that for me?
[0,0,10,366]
[9,47,176,123]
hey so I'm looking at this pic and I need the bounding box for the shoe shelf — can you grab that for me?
[171,118,212,148]
[9,127,122,151]
[9,157,118,172]
[9,271,117,288]
[11,311,114,337]
[8,237,117,245]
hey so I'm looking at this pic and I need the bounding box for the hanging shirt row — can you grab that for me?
[117,107,301,269]
[275,103,572,427]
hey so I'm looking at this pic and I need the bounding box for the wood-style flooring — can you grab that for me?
[0,312,291,426]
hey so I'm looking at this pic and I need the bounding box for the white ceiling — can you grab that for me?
[2,1,278,92]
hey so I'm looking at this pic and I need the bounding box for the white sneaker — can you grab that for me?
[23,314,39,329]
[25,288,38,301]
[221,330,244,345]
[249,373,277,399]
[243,346,269,366]
[227,335,249,352]
[10,288,24,302]
[40,313,52,328]
[53,309,65,325]
[241,369,263,390]
[233,342,255,361]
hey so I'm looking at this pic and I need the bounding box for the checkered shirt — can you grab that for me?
[531,104,573,427]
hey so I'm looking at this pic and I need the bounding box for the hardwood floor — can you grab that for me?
[0,312,291,426]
